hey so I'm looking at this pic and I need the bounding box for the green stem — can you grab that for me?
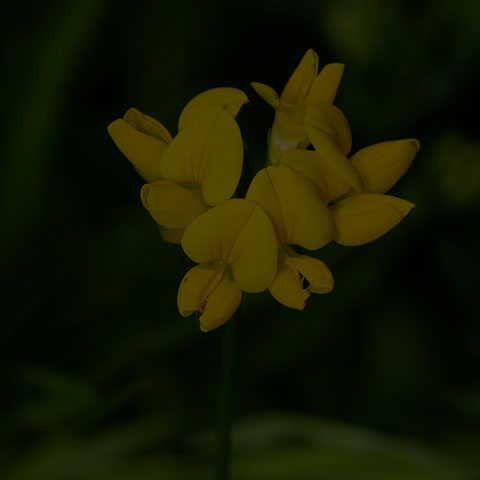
[214,307,238,480]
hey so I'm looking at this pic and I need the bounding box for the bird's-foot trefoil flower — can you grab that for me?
[246,167,334,309]
[332,138,419,245]
[251,49,345,166]
[178,199,278,331]
[108,88,248,242]
[107,108,172,182]
[279,137,419,246]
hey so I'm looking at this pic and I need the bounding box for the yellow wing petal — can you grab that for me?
[198,266,242,332]
[140,181,208,230]
[269,248,310,310]
[160,105,243,206]
[280,49,318,105]
[305,63,345,105]
[177,263,226,317]
[350,139,420,194]
[287,249,334,294]
[181,199,278,293]
[250,82,279,107]
[280,149,351,203]
[178,87,248,130]
[332,193,415,246]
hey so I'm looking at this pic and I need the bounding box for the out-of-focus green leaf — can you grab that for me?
[0,0,109,256]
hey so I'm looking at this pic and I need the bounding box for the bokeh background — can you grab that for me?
[1,0,479,478]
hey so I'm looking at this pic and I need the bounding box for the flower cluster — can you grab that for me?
[108,49,419,332]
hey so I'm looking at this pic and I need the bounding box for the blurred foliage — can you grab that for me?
[1,0,479,478]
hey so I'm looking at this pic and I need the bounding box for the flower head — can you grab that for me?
[108,50,419,331]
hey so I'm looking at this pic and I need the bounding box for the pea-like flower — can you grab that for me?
[108,88,248,242]
[246,167,334,309]
[178,199,278,331]
[107,107,172,182]
[251,49,345,166]
[279,137,419,245]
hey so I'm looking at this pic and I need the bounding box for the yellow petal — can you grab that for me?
[280,49,318,105]
[198,266,242,332]
[332,193,415,246]
[107,115,169,182]
[160,105,243,206]
[280,149,351,203]
[227,203,278,293]
[269,248,310,310]
[304,102,352,155]
[177,262,226,317]
[250,82,279,107]
[310,133,363,192]
[277,166,335,250]
[123,108,172,143]
[304,103,363,192]
[159,226,184,244]
[182,199,251,263]
[178,87,248,130]
[140,181,208,229]
[350,139,420,194]
[246,168,287,242]
[287,248,334,294]
[247,167,335,250]
[181,199,278,293]
[305,63,345,105]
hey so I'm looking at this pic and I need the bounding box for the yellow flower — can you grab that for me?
[107,50,419,330]
[178,199,278,331]
[108,88,248,242]
[251,49,345,166]
[246,167,334,310]
[280,137,420,246]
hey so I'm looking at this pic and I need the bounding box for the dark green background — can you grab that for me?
[1,0,479,478]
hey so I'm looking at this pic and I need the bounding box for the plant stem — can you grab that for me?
[214,308,238,480]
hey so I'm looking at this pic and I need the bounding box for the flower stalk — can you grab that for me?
[215,306,238,480]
